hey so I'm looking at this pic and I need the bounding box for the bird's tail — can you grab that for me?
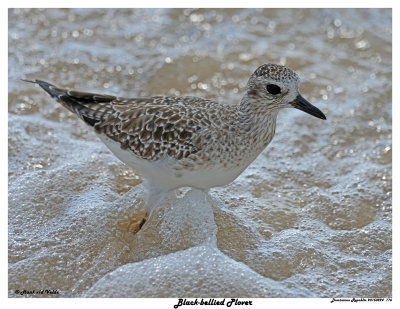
[22,79,116,127]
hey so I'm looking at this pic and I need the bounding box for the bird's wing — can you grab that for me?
[30,80,215,161]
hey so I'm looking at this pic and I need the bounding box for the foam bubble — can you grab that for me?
[85,244,312,297]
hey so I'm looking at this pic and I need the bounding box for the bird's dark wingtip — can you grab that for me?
[22,79,56,92]
[22,79,108,128]
[21,79,37,84]
[24,79,60,98]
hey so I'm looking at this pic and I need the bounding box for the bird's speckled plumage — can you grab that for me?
[26,63,326,229]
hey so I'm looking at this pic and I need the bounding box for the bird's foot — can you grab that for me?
[127,211,148,234]
[138,213,148,230]
[118,210,148,234]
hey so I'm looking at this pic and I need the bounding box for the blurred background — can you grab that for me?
[8,8,391,297]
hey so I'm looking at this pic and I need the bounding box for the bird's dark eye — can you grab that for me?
[266,84,281,95]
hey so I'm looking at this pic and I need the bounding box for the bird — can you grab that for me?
[24,63,326,232]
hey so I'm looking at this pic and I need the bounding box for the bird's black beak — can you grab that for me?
[289,94,326,120]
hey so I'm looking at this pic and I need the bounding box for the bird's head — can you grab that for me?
[244,63,326,120]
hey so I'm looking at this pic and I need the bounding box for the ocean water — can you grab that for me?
[8,8,392,297]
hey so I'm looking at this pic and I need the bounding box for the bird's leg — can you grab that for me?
[133,186,165,233]
[125,209,148,234]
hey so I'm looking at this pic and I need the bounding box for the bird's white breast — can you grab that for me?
[98,134,251,193]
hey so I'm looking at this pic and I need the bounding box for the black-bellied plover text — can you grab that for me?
[24,63,326,232]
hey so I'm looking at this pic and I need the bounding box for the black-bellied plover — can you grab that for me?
[24,63,326,232]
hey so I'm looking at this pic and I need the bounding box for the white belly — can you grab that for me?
[98,135,249,193]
